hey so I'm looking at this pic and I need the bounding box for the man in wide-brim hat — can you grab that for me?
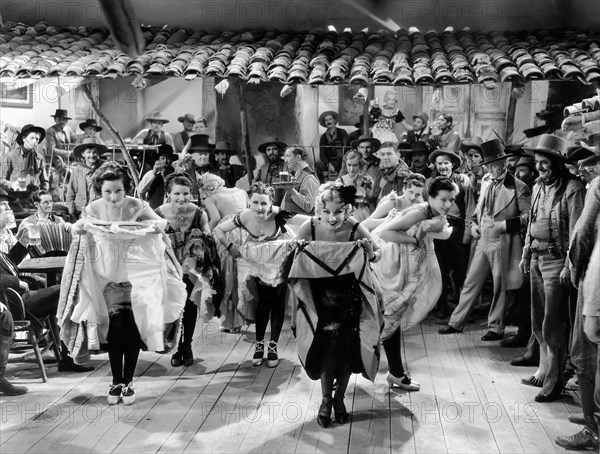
[0,124,49,209]
[132,111,175,148]
[404,140,432,178]
[558,133,600,451]
[460,136,487,197]
[76,118,105,146]
[173,113,196,154]
[45,108,76,161]
[212,141,244,188]
[440,139,531,344]
[66,138,108,216]
[318,110,349,180]
[514,156,538,189]
[518,133,586,403]
[138,144,177,209]
[351,134,381,158]
[406,112,432,145]
[256,137,288,206]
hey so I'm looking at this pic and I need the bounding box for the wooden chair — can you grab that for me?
[2,288,61,382]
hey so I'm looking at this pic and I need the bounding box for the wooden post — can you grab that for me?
[82,83,140,191]
[238,82,253,184]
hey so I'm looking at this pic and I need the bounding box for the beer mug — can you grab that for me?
[278,171,290,183]
[0,210,17,229]
[28,224,41,247]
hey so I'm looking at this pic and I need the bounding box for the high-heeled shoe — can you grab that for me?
[317,397,333,428]
[333,395,349,424]
[386,372,420,391]
[171,350,183,367]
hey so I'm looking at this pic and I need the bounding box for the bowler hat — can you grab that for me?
[461,136,483,154]
[524,134,568,161]
[187,134,213,153]
[429,148,462,168]
[318,111,339,127]
[50,108,71,119]
[213,141,237,155]
[350,134,381,151]
[144,111,170,124]
[17,124,46,146]
[177,113,196,124]
[412,112,429,124]
[258,137,287,154]
[79,118,103,132]
[73,138,109,159]
[481,139,511,165]
[405,141,430,157]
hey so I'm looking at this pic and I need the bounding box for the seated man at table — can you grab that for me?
[18,190,67,234]
[0,195,92,373]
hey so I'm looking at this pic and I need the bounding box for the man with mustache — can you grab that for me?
[519,134,585,403]
[426,147,475,319]
[211,141,245,188]
[45,109,77,161]
[256,137,288,206]
[66,139,107,218]
[404,141,432,179]
[405,112,432,146]
[439,139,531,341]
[318,111,349,182]
[173,114,196,154]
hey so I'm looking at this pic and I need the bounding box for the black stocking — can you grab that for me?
[107,309,141,385]
[382,327,405,378]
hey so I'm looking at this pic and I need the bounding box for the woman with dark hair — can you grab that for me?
[290,182,383,428]
[62,161,187,405]
[213,182,298,367]
[373,177,457,391]
[155,172,222,367]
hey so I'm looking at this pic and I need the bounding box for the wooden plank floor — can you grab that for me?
[0,318,579,454]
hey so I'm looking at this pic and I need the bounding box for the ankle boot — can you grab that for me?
[171,349,183,367]
[182,343,194,367]
[317,397,333,428]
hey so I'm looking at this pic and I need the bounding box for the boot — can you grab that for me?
[0,335,27,396]
[181,343,194,367]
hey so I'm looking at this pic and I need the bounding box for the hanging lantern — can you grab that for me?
[280,85,294,98]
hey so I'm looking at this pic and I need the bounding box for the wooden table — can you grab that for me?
[18,256,67,286]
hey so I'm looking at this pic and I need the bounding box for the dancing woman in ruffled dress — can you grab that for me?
[155,172,222,368]
[370,90,410,145]
[62,162,187,405]
[372,177,457,391]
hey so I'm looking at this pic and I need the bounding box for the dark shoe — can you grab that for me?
[107,383,123,405]
[266,341,278,368]
[252,341,264,366]
[510,356,539,367]
[555,428,599,451]
[121,382,135,405]
[438,325,462,335]
[481,331,503,341]
[317,397,333,428]
[521,376,544,388]
[0,378,28,396]
[567,412,587,425]
[333,397,349,424]
[535,382,564,403]
[171,350,183,367]
[500,335,528,348]
[58,359,94,373]
[182,345,194,367]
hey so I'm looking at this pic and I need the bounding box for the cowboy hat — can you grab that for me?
[412,112,429,124]
[515,156,536,172]
[0,187,16,203]
[177,113,196,124]
[157,144,178,161]
[187,134,213,153]
[144,111,170,123]
[350,134,381,151]
[524,134,569,161]
[429,147,462,168]
[566,145,593,164]
[318,111,339,127]
[460,136,483,154]
[481,139,512,165]
[17,124,46,146]
[78,118,103,132]
[505,144,525,156]
[580,134,600,166]
[258,137,287,153]
[50,108,71,119]
[404,141,430,157]
[213,141,237,155]
[73,138,109,159]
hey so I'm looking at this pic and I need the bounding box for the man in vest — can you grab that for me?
[439,139,531,340]
[211,141,245,188]
[256,137,288,206]
[282,145,320,215]
[173,113,196,154]
[66,138,107,218]
[45,109,77,161]
[132,111,175,148]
